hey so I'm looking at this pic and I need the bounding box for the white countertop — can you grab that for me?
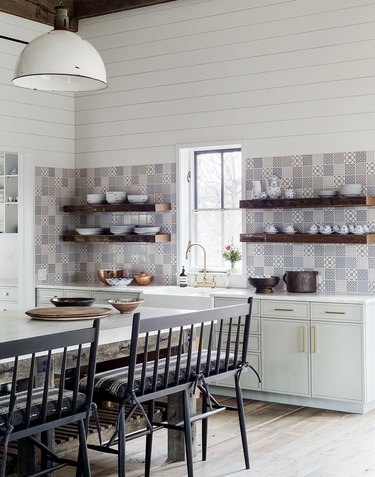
[0,306,192,345]
[35,283,375,304]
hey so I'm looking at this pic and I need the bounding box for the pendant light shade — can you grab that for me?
[12,5,107,92]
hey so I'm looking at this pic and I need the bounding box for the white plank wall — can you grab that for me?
[76,0,375,167]
[0,13,75,167]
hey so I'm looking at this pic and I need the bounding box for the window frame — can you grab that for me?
[177,142,246,278]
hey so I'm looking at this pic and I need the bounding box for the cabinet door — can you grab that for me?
[311,321,363,401]
[262,318,310,396]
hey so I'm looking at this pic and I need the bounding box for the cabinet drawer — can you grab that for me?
[261,300,309,319]
[214,297,259,316]
[0,287,17,301]
[64,289,93,298]
[37,288,64,303]
[92,290,141,304]
[311,303,362,323]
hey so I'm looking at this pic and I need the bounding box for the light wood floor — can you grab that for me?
[57,396,375,477]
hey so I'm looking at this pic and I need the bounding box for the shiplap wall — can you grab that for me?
[76,0,375,167]
[0,12,74,167]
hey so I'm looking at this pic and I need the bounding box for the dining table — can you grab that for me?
[0,304,196,472]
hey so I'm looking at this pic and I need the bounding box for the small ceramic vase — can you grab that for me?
[264,224,278,233]
[284,188,296,199]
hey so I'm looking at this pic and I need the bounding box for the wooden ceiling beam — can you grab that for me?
[74,0,176,19]
[0,0,77,31]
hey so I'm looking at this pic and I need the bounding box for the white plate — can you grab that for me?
[76,228,105,236]
[318,191,337,197]
[340,193,362,197]
[134,227,161,234]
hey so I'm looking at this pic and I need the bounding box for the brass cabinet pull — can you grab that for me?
[312,326,317,353]
[300,326,307,353]
[325,311,346,315]
[274,308,294,312]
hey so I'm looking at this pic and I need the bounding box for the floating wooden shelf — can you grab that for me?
[240,233,375,244]
[63,233,171,243]
[63,203,171,213]
[240,196,375,209]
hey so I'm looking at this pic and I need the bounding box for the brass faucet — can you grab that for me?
[185,242,216,288]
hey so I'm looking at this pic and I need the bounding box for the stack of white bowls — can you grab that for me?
[87,193,105,204]
[106,191,127,204]
[339,184,362,196]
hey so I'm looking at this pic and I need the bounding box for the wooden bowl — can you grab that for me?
[107,298,144,314]
[97,269,124,285]
[133,275,153,286]
[50,297,96,307]
[248,276,279,294]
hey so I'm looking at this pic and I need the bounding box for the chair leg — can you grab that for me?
[145,401,155,477]
[183,389,194,477]
[201,391,208,461]
[234,373,250,469]
[118,405,126,477]
[77,419,91,477]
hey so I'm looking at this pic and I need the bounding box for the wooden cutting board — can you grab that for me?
[26,306,112,321]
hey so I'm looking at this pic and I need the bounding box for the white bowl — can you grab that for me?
[134,226,161,235]
[127,195,148,204]
[110,225,134,234]
[106,277,133,287]
[106,191,127,204]
[340,184,362,194]
[87,193,105,204]
[76,227,105,236]
[318,190,337,197]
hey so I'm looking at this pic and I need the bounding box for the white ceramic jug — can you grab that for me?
[251,181,262,199]
[265,175,282,199]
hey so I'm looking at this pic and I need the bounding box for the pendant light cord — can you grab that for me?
[0,35,28,45]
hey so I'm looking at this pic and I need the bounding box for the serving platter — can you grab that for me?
[26,306,112,321]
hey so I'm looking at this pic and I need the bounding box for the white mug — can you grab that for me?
[252,181,262,199]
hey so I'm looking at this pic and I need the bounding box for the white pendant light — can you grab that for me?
[12,3,107,92]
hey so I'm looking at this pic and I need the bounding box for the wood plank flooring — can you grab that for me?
[56,396,375,477]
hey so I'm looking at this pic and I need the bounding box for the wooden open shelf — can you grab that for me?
[240,233,375,244]
[63,203,171,213]
[240,196,375,209]
[63,232,171,243]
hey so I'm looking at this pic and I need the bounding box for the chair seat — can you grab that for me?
[0,388,87,431]
[81,351,238,401]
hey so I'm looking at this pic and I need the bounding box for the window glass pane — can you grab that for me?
[195,152,221,209]
[194,210,222,269]
[223,151,242,208]
[193,209,242,270]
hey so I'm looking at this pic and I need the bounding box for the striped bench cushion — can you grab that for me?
[0,388,87,430]
[80,351,237,401]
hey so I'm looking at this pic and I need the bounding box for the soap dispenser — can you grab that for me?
[179,266,187,287]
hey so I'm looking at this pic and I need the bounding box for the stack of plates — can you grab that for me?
[318,190,337,198]
[76,227,105,236]
[110,225,134,235]
[134,226,161,235]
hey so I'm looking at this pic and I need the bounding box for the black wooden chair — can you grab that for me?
[82,299,258,477]
[0,319,100,477]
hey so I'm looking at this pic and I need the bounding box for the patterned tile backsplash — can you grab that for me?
[245,151,375,293]
[35,151,375,293]
[35,164,177,285]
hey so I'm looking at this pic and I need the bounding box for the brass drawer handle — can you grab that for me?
[325,311,346,315]
[274,308,294,312]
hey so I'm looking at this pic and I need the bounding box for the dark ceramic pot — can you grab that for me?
[283,271,318,293]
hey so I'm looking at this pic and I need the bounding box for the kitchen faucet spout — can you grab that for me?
[185,242,216,288]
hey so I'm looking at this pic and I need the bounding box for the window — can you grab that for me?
[178,144,244,274]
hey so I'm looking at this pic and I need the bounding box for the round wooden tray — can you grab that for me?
[26,306,112,321]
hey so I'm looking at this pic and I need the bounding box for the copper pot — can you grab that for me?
[283,271,318,293]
